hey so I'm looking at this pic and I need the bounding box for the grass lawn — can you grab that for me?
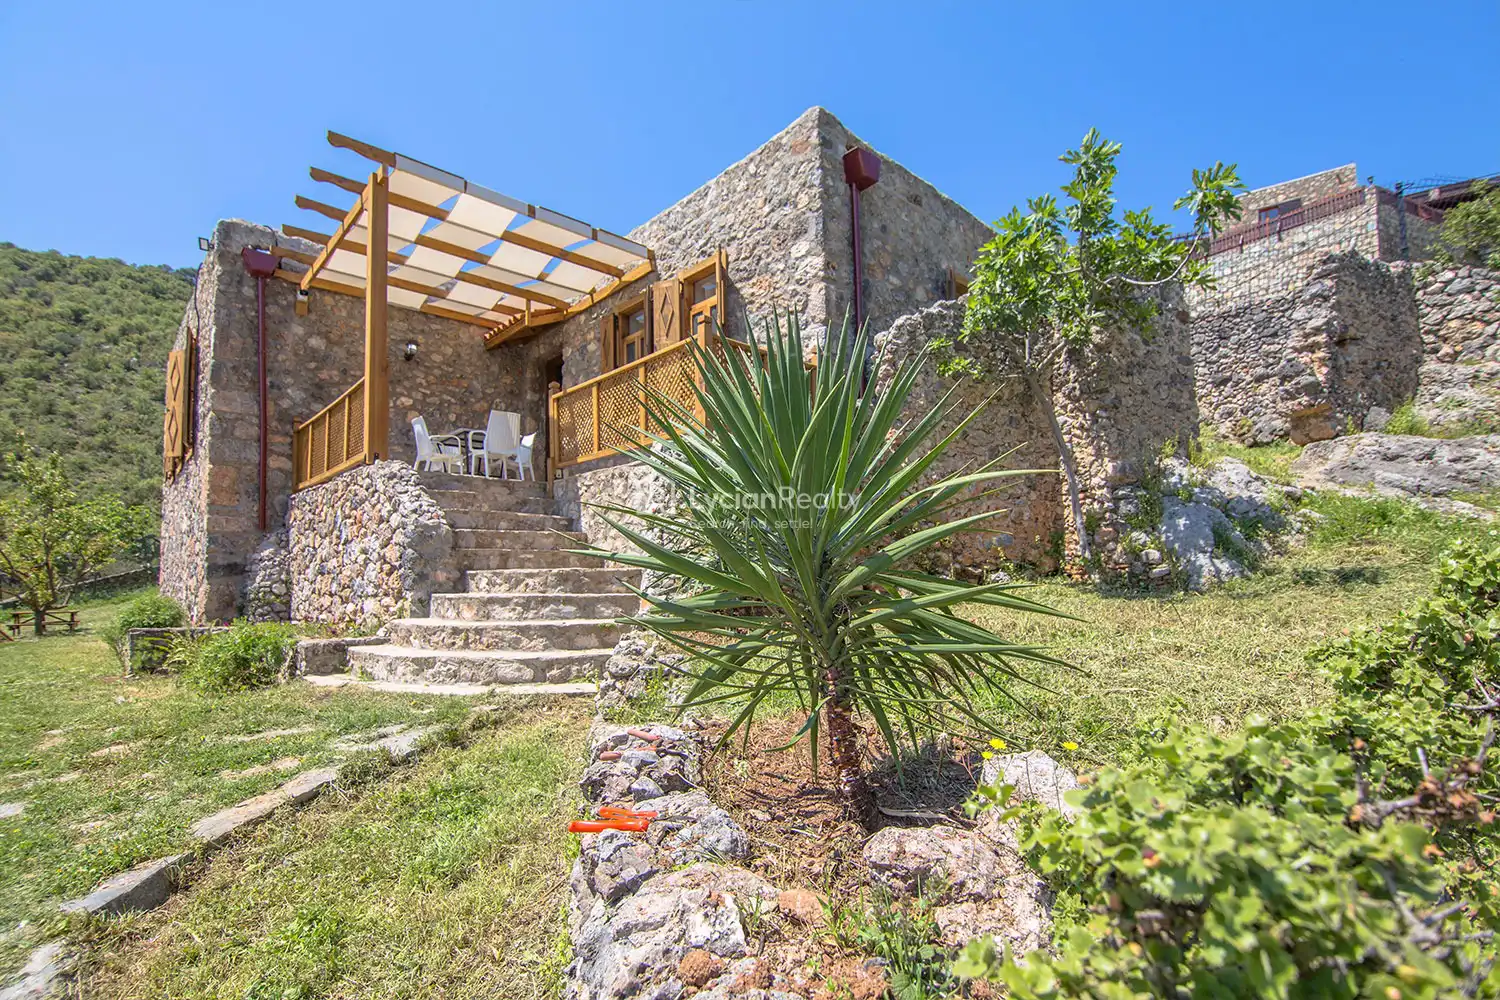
[74,704,588,1000]
[0,590,545,974]
[966,492,1493,768]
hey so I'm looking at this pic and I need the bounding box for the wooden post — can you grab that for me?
[362,172,390,462]
[591,382,601,456]
[547,380,561,493]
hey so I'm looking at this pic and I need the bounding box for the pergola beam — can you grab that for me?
[284,220,569,310]
[306,165,629,279]
[299,184,367,293]
[486,258,656,347]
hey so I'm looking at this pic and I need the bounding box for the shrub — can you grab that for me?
[180,620,298,693]
[957,537,1500,997]
[100,591,185,646]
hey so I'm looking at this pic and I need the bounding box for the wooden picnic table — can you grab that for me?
[6,608,81,637]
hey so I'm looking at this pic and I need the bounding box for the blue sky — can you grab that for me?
[2,1,1497,269]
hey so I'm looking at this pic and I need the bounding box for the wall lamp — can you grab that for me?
[403,340,419,362]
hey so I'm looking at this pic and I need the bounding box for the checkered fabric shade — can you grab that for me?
[302,144,651,328]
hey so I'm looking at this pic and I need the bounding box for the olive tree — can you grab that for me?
[0,438,147,634]
[939,131,1244,560]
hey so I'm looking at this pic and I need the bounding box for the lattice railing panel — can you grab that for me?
[293,378,369,490]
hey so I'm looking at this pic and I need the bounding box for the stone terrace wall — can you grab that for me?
[1191,252,1421,444]
[1188,196,1380,312]
[159,219,526,622]
[285,461,459,624]
[1056,284,1200,498]
[1417,265,1500,363]
[871,299,1063,572]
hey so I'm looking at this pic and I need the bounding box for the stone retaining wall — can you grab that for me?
[1191,252,1421,444]
[1417,265,1500,363]
[285,461,458,624]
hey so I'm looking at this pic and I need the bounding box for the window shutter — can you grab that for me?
[163,347,187,479]
[652,278,682,346]
[713,251,728,337]
[600,311,616,372]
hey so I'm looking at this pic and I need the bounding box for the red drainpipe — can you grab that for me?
[241,247,278,532]
[842,147,881,338]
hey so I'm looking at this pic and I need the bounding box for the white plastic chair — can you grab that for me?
[514,432,538,481]
[411,417,463,474]
[466,410,522,479]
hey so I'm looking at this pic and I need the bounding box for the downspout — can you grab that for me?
[241,247,278,532]
[842,147,881,373]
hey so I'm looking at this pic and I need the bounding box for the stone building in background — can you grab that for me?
[1187,165,1500,444]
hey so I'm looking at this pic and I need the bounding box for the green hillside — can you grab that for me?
[0,243,195,510]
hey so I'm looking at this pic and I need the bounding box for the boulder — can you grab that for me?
[980,750,1081,819]
[1158,498,1252,592]
[861,825,1052,953]
[1291,433,1500,499]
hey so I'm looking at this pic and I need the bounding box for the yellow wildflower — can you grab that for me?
[1062,741,1079,751]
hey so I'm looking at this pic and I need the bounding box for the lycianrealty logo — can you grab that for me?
[701,487,857,513]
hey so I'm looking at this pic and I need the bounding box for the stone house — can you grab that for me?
[158,107,1199,629]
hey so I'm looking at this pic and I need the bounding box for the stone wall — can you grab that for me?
[1191,252,1421,444]
[817,113,995,337]
[285,461,459,624]
[1417,265,1500,363]
[1238,164,1360,219]
[552,106,994,394]
[871,300,1063,572]
[1056,284,1200,496]
[159,219,527,622]
[1189,196,1379,312]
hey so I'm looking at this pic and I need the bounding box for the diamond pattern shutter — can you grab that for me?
[652,278,682,347]
[162,347,188,480]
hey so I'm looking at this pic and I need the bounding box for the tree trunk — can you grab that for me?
[1023,370,1091,562]
[823,665,877,828]
[30,605,46,636]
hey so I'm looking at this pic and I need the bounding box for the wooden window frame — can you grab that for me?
[679,251,728,342]
[946,266,970,299]
[602,291,652,374]
[1257,198,1303,224]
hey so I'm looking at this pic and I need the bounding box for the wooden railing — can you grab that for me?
[293,378,369,490]
[550,336,704,471]
[549,332,804,473]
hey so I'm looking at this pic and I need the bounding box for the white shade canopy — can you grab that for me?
[283,132,653,341]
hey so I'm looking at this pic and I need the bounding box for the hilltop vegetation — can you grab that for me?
[0,243,194,510]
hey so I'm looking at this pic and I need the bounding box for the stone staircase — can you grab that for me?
[346,472,638,696]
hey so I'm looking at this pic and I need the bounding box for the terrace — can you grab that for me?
[258,132,737,490]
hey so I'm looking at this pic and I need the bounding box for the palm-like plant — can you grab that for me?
[585,315,1070,826]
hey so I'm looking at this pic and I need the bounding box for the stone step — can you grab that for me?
[458,548,606,571]
[307,672,596,698]
[465,567,641,594]
[430,591,641,622]
[384,616,623,652]
[426,489,556,516]
[418,471,549,496]
[453,528,589,551]
[442,508,574,532]
[349,643,610,685]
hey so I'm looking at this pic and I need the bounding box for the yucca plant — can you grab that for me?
[584,315,1070,826]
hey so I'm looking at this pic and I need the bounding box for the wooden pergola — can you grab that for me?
[275,132,654,488]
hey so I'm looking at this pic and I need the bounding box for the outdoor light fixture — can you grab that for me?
[403,340,419,361]
[198,237,212,252]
